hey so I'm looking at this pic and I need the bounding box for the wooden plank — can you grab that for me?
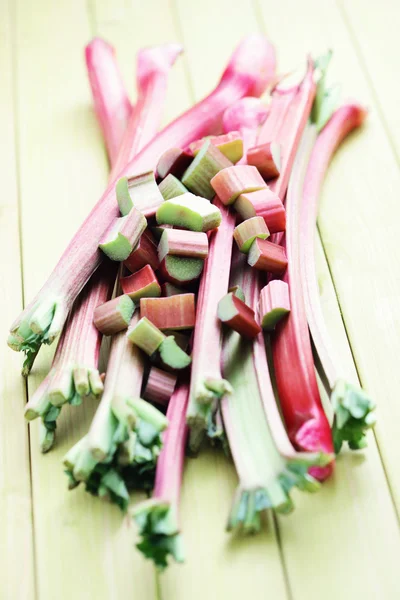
[160,2,288,599]
[337,0,400,159]
[13,1,155,598]
[0,0,35,598]
[255,1,400,598]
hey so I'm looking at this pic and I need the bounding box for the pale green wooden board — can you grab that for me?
[1,0,399,598]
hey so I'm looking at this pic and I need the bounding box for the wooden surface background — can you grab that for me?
[1,0,400,598]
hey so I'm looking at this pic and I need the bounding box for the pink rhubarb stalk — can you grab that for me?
[217,292,261,339]
[186,95,272,451]
[9,36,275,365]
[300,105,375,452]
[246,142,281,180]
[143,367,177,407]
[271,128,334,479]
[259,280,290,330]
[140,294,196,331]
[85,38,132,166]
[120,264,161,301]
[133,380,189,568]
[158,229,209,261]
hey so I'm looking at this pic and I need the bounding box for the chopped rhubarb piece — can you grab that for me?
[247,142,281,180]
[156,193,221,232]
[159,336,191,370]
[99,208,147,261]
[143,367,177,406]
[127,316,165,356]
[140,294,195,331]
[161,282,187,297]
[247,238,288,275]
[259,280,290,330]
[156,147,193,179]
[151,224,174,241]
[181,140,233,199]
[159,174,188,200]
[228,285,245,303]
[234,189,286,233]
[233,216,270,253]
[124,229,159,273]
[120,265,161,301]
[218,292,261,339]
[159,256,204,286]
[210,165,266,206]
[158,229,208,261]
[189,132,244,164]
[85,38,132,166]
[116,171,164,217]
[10,36,276,365]
[93,295,135,335]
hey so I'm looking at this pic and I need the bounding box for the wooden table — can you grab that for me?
[1,0,400,598]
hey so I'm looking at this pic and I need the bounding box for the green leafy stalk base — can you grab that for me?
[227,457,328,533]
[331,379,376,453]
[8,295,66,374]
[64,403,166,511]
[133,499,184,570]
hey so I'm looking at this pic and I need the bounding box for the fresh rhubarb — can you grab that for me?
[246,142,281,180]
[159,174,188,200]
[156,147,193,179]
[159,337,191,370]
[181,140,233,199]
[120,265,161,301]
[124,229,159,273]
[247,238,288,275]
[186,97,272,451]
[11,36,275,364]
[158,229,208,261]
[99,208,147,261]
[133,380,189,568]
[228,285,245,303]
[85,38,132,166]
[161,282,186,297]
[143,367,177,407]
[218,292,261,339]
[271,127,334,479]
[259,280,290,330]
[65,312,168,508]
[210,165,266,206]
[299,103,375,452]
[156,193,222,232]
[127,317,166,356]
[140,294,196,331]
[233,216,269,253]
[116,171,164,217]
[159,256,204,286]
[234,188,286,233]
[93,295,135,335]
[189,132,243,164]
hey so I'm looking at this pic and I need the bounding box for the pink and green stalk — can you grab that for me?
[156,147,193,179]
[210,165,266,206]
[140,294,196,331]
[246,142,281,180]
[247,238,288,275]
[124,230,159,273]
[271,128,335,480]
[93,294,136,335]
[133,380,189,569]
[217,292,261,339]
[65,311,168,509]
[259,280,290,330]
[189,131,243,164]
[186,96,273,451]
[143,367,177,407]
[85,38,132,167]
[158,229,208,261]
[221,249,330,531]
[300,104,375,452]
[120,264,161,301]
[233,216,270,254]
[234,189,286,233]
[9,43,182,371]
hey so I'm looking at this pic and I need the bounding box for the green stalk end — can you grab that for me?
[133,499,184,570]
[331,379,376,453]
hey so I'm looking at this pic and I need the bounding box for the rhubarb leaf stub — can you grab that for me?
[331,380,376,453]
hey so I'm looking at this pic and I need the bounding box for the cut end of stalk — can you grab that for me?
[331,379,376,453]
[99,209,147,262]
[132,499,184,570]
[156,193,222,232]
[158,174,188,200]
[181,139,232,199]
[159,255,204,286]
[159,336,191,370]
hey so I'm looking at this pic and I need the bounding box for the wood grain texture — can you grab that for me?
[2,0,400,598]
[0,0,35,598]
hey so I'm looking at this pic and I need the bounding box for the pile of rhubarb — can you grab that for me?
[9,37,376,569]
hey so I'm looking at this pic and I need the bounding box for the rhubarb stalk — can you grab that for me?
[186,95,272,451]
[133,380,189,568]
[85,38,132,166]
[300,104,375,452]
